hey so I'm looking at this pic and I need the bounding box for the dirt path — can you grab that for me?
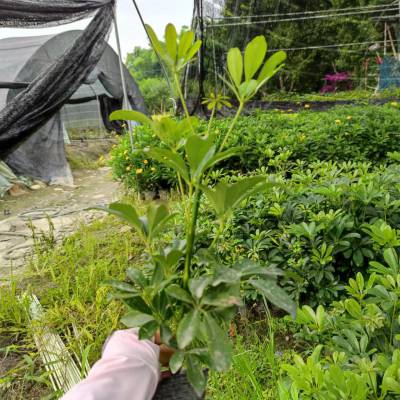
[0,167,120,279]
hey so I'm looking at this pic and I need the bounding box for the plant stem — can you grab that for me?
[183,102,245,285]
[174,72,195,134]
[210,221,225,248]
[183,187,201,286]
[207,106,216,136]
[219,101,244,151]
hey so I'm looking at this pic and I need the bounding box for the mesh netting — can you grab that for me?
[0,0,112,28]
[0,1,114,185]
[379,56,400,90]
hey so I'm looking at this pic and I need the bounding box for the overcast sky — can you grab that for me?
[0,0,194,60]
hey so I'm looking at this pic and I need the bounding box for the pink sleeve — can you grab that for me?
[61,329,160,400]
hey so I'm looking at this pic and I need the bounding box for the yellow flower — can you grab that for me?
[126,165,131,171]
[304,104,311,109]
[151,167,156,172]
[143,159,148,164]
[123,150,129,155]
[391,101,398,107]
[136,168,143,175]
[346,116,352,120]
[151,113,170,122]
[335,119,341,124]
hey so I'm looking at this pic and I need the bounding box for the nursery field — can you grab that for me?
[2,24,400,400]
[2,100,400,399]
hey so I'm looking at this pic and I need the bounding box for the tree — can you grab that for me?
[203,0,386,92]
[126,46,162,81]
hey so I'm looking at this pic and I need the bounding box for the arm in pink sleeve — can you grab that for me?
[61,329,160,400]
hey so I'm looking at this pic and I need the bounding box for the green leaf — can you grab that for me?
[169,351,185,374]
[227,47,243,88]
[160,324,173,346]
[238,79,258,100]
[212,267,240,286]
[145,148,189,183]
[139,320,159,340]
[184,40,202,63]
[189,276,212,299]
[109,110,152,125]
[178,30,195,59]
[202,176,272,220]
[202,284,242,307]
[235,260,283,279]
[165,284,193,304]
[121,311,155,328]
[258,50,286,82]
[244,35,267,80]
[186,355,206,397]
[204,314,232,371]
[249,278,297,318]
[165,23,177,64]
[176,310,201,349]
[383,248,399,273]
[146,203,176,241]
[204,147,240,171]
[104,280,138,294]
[126,267,147,288]
[185,134,216,180]
[145,24,165,59]
[152,116,197,149]
[96,203,144,236]
[123,296,152,315]
[218,73,240,100]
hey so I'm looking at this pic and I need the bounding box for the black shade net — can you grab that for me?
[0,0,112,28]
[0,1,114,157]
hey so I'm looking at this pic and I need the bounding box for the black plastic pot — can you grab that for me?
[153,371,207,399]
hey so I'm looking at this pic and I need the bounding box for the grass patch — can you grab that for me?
[0,216,142,399]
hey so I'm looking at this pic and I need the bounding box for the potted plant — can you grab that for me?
[100,23,295,396]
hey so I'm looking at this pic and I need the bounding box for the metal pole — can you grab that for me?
[112,4,134,150]
[384,22,387,56]
[398,0,400,59]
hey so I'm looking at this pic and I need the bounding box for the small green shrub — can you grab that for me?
[279,228,400,399]
[111,103,400,193]
[191,161,400,306]
[109,130,175,192]
[138,77,172,113]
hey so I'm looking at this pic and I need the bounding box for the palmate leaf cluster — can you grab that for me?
[99,23,293,394]
[280,231,400,399]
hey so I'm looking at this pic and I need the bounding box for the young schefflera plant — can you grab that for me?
[101,23,295,395]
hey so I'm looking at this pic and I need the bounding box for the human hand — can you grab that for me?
[154,331,175,367]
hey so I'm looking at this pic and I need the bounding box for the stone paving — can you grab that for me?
[0,167,120,279]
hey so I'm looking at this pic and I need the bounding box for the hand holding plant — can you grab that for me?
[100,23,294,395]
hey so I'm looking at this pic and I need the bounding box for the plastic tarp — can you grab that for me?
[379,56,400,90]
[0,0,146,186]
